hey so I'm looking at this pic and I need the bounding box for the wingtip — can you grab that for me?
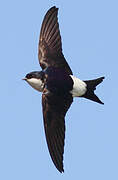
[49,6,58,12]
[62,168,64,173]
[55,161,64,173]
[58,167,64,173]
[102,76,105,80]
[100,101,104,105]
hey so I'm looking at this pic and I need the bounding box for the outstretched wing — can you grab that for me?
[38,6,72,75]
[42,89,73,172]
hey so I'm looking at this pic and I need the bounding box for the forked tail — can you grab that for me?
[82,77,105,104]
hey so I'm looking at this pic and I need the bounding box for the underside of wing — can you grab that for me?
[42,89,73,172]
[38,6,73,75]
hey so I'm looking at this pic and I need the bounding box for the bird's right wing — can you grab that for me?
[42,88,73,172]
[38,6,73,75]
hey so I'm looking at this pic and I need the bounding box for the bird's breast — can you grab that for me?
[27,78,44,92]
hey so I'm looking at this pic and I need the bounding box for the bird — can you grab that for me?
[23,6,104,173]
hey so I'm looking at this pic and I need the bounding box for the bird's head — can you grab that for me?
[23,71,45,92]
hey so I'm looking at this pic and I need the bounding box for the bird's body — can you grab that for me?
[26,68,87,97]
[23,6,104,173]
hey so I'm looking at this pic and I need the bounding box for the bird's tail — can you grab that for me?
[82,77,105,104]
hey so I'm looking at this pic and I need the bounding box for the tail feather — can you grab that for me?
[82,77,105,104]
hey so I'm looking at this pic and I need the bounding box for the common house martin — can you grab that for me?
[23,6,104,173]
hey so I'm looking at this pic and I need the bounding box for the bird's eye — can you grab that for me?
[26,74,33,79]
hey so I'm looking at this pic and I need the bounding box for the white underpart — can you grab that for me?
[70,75,87,97]
[26,78,44,92]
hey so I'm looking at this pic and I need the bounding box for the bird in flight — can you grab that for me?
[23,6,104,173]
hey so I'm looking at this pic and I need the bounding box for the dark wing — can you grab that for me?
[42,89,73,172]
[38,6,73,75]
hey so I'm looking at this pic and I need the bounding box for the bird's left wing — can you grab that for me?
[42,89,73,172]
[38,6,73,75]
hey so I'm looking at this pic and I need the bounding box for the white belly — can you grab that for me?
[70,75,87,97]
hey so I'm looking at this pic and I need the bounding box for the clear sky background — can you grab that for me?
[0,0,117,179]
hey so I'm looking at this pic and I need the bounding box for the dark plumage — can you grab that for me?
[23,6,105,173]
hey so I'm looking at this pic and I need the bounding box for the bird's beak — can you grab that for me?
[22,78,27,81]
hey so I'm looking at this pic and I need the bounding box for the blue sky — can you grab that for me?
[0,0,118,179]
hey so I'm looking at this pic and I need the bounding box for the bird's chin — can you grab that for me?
[26,78,44,92]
